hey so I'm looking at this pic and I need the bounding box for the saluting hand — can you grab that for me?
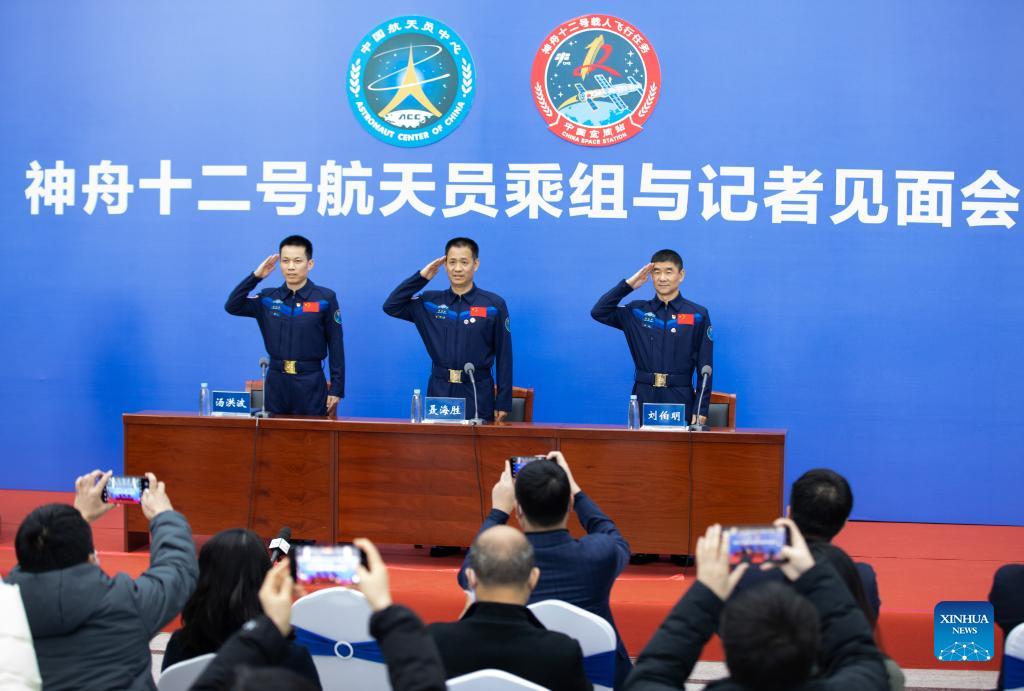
[254,254,280,279]
[419,256,445,280]
[626,262,655,289]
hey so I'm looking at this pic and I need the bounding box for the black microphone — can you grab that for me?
[690,365,713,431]
[464,362,483,425]
[254,357,270,418]
[269,526,291,564]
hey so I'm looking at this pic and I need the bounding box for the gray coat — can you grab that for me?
[5,510,198,690]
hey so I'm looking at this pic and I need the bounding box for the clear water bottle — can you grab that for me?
[199,382,211,416]
[627,394,640,430]
[410,388,423,423]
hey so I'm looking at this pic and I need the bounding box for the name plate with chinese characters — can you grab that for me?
[642,403,687,430]
[423,397,467,423]
[211,391,252,416]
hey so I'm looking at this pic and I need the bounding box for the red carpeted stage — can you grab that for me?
[2,490,1018,672]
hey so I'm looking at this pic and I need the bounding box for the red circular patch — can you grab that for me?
[531,14,661,147]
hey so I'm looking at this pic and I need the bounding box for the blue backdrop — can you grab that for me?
[2,1,1021,525]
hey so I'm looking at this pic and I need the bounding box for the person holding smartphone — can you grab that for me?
[225,234,345,417]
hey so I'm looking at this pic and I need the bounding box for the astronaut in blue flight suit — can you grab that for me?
[225,235,344,416]
[383,237,513,423]
[591,249,713,425]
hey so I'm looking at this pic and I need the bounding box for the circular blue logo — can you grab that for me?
[347,16,475,147]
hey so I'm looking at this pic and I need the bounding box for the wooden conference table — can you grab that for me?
[123,413,785,554]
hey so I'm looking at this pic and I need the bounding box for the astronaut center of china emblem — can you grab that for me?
[348,16,475,147]
[531,14,661,147]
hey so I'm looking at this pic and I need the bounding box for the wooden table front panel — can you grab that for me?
[337,427,482,545]
[690,436,786,553]
[557,437,691,554]
[125,421,256,545]
[250,428,333,544]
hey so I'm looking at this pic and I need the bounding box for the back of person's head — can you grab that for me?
[790,468,853,542]
[468,525,535,591]
[720,582,821,690]
[514,459,571,529]
[15,504,94,573]
[179,528,271,653]
[232,666,316,691]
[810,542,877,630]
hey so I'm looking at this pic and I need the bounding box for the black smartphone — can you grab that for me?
[725,525,790,568]
[509,455,547,478]
[101,476,149,504]
[294,544,366,586]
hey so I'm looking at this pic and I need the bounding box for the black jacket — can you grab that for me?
[990,563,1024,690]
[624,563,888,691]
[191,604,446,691]
[427,601,592,690]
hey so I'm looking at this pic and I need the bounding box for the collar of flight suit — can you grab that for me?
[276,278,317,301]
[443,282,479,304]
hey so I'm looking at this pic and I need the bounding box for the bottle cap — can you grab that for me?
[201,382,209,388]
[414,388,421,394]
[630,394,638,399]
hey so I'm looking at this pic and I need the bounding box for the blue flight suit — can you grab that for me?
[225,274,344,416]
[383,272,512,421]
[592,280,713,420]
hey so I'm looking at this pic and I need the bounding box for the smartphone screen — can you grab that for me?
[726,525,788,567]
[295,545,363,586]
[102,476,149,504]
[509,455,547,478]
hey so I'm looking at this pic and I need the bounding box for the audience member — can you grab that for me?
[625,519,888,690]
[5,470,198,690]
[0,582,42,690]
[435,525,591,689]
[989,562,1024,691]
[192,539,447,691]
[458,452,631,687]
[733,469,880,621]
[162,528,320,688]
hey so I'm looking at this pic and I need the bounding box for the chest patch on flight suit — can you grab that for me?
[461,305,498,321]
[424,301,457,320]
[633,308,666,330]
[675,313,694,325]
[302,301,320,313]
[470,306,487,318]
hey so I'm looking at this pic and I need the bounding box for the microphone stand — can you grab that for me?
[690,372,710,432]
[254,358,270,418]
[465,365,484,425]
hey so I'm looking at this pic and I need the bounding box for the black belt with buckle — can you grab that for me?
[635,370,692,388]
[431,365,492,385]
[269,359,323,375]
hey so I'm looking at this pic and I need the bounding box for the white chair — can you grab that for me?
[1006,622,1024,691]
[291,587,390,691]
[447,668,549,690]
[156,653,215,691]
[529,599,617,691]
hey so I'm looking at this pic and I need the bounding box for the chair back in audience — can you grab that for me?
[291,587,389,691]
[1006,622,1024,691]
[528,599,617,691]
[446,668,548,690]
[708,391,737,428]
[156,653,215,691]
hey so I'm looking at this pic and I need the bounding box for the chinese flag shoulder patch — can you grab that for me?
[677,313,695,325]
[470,306,487,318]
[302,302,321,313]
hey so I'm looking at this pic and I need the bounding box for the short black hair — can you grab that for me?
[650,249,683,270]
[514,459,571,528]
[720,582,821,689]
[790,469,854,542]
[468,530,535,588]
[279,235,313,259]
[15,503,94,573]
[445,237,479,259]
